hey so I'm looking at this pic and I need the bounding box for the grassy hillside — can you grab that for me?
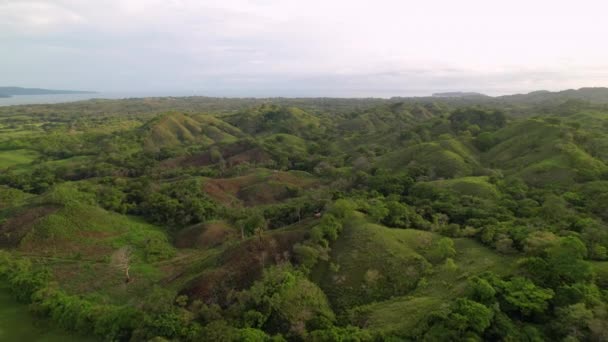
[351,237,515,337]
[485,118,608,186]
[312,217,436,311]
[379,137,480,179]
[419,176,500,199]
[0,149,39,169]
[203,168,317,207]
[141,112,241,152]
[224,104,323,138]
[0,183,175,303]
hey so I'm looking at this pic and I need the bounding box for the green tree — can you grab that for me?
[498,277,554,316]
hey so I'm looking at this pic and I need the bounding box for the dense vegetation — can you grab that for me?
[2,88,608,341]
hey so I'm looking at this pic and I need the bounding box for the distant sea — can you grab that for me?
[0,92,204,107]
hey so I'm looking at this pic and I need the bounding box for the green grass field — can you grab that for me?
[0,149,39,169]
[312,217,439,311]
[422,176,500,199]
[0,284,97,342]
[345,229,517,337]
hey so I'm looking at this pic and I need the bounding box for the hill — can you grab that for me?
[337,102,442,133]
[140,112,242,152]
[497,87,608,104]
[378,137,480,179]
[433,92,489,98]
[224,104,323,138]
[483,118,608,186]
[0,183,175,302]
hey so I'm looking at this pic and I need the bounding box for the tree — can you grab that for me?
[431,237,456,262]
[498,277,554,316]
[523,231,558,256]
[239,212,267,241]
[467,276,496,305]
[545,236,593,286]
[448,298,494,333]
[553,303,594,340]
[111,246,133,283]
[476,132,497,151]
[365,198,389,223]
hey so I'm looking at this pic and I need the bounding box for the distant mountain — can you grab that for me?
[0,86,96,96]
[497,87,608,104]
[432,92,489,98]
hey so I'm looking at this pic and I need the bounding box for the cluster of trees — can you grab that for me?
[417,236,607,340]
[94,178,219,229]
[449,108,507,133]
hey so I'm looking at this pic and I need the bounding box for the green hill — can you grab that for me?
[418,176,500,199]
[349,237,515,337]
[0,183,174,302]
[224,104,323,138]
[498,87,608,104]
[378,137,480,179]
[485,118,608,186]
[312,216,436,311]
[337,102,448,136]
[141,112,242,152]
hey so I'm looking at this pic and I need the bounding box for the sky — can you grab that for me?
[2,0,608,97]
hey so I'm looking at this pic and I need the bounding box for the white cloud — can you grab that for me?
[0,1,85,34]
[1,0,608,95]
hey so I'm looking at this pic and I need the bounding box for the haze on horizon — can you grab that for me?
[2,0,608,98]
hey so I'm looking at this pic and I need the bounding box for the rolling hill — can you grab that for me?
[140,112,242,152]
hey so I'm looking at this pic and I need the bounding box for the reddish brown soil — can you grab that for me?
[225,148,271,167]
[175,221,237,249]
[0,205,60,247]
[203,171,316,207]
[182,229,306,304]
[237,183,291,206]
[160,141,272,169]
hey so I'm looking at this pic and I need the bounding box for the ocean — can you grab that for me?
[0,92,204,107]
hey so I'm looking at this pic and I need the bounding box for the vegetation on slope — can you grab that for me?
[0,94,607,340]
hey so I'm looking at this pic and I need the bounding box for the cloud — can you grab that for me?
[0,1,85,34]
[1,0,608,95]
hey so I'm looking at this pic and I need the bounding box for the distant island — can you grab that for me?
[0,87,96,98]
[432,91,489,98]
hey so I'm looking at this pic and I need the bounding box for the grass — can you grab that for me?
[378,137,479,179]
[180,226,309,302]
[347,234,516,337]
[0,185,33,210]
[312,217,438,311]
[0,183,176,304]
[484,118,607,187]
[423,176,500,199]
[142,112,241,152]
[175,220,238,249]
[0,285,97,341]
[261,133,309,157]
[12,203,175,303]
[203,168,317,207]
[0,149,39,169]
[42,155,93,168]
[225,105,321,137]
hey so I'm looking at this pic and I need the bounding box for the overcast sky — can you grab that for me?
[2,0,608,97]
